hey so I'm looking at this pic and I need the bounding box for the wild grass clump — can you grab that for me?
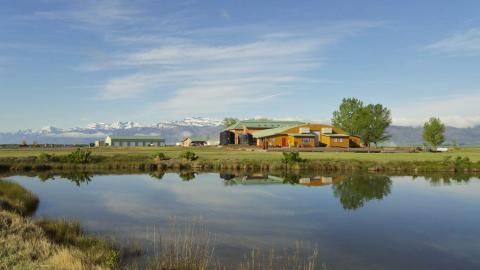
[146,223,215,270]
[238,241,319,270]
[0,211,118,270]
[36,218,119,268]
[180,151,199,161]
[0,179,39,216]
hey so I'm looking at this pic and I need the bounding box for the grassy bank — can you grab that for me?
[1,146,480,174]
[0,179,119,270]
[1,146,480,162]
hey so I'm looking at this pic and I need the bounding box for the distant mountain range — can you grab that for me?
[0,117,479,146]
[0,117,224,145]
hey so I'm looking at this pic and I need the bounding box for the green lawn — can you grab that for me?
[1,146,480,162]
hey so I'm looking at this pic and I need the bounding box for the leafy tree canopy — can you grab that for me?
[223,117,239,127]
[423,117,446,148]
[332,98,392,147]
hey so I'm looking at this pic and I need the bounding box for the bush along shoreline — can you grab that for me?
[0,150,479,174]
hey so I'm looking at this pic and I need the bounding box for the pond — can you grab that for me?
[6,172,480,270]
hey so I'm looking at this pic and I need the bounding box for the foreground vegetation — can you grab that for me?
[0,179,119,270]
[1,146,480,174]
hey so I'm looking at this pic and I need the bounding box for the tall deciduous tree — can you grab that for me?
[331,98,364,135]
[332,98,391,147]
[423,117,445,148]
[222,117,239,128]
[358,104,392,147]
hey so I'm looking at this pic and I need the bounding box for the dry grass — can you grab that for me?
[0,179,119,270]
[128,221,320,270]
[237,242,319,270]
[0,210,112,270]
[0,179,39,216]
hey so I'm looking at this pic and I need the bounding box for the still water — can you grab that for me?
[7,172,480,270]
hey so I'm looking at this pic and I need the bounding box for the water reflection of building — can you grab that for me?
[231,173,285,185]
[221,173,344,187]
[298,175,346,187]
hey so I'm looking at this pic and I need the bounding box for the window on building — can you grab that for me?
[302,138,310,143]
[339,138,343,142]
[333,138,338,142]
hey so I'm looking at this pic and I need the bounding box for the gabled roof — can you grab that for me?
[108,135,164,141]
[252,124,302,138]
[183,136,208,142]
[226,119,305,130]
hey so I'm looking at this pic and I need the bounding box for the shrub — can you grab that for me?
[282,152,304,164]
[65,148,92,164]
[37,153,52,163]
[179,151,198,161]
[153,152,169,162]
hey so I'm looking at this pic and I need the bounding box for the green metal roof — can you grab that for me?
[252,124,302,138]
[287,133,315,137]
[226,119,305,130]
[184,136,208,142]
[108,135,164,141]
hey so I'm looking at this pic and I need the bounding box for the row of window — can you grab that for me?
[111,141,162,147]
[333,138,344,143]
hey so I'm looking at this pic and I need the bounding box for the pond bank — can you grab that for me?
[0,179,120,270]
[1,155,480,174]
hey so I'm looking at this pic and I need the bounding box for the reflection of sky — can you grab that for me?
[8,174,480,270]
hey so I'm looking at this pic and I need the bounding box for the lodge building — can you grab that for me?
[220,120,361,148]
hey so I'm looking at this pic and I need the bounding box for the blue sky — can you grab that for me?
[1,0,480,131]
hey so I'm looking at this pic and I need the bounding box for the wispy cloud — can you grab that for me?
[89,20,381,116]
[424,28,480,55]
[32,0,145,29]
[392,92,480,127]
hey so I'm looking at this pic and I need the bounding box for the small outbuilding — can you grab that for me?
[105,135,165,147]
[182,137,208,147]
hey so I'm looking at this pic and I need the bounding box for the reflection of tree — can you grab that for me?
[37,173,55,182]
[423,174,471,185]
[332,175,392,210]
[281,173,300,185]
[59,173,93,186]
[150,171,165,180]
[179,172,196,181]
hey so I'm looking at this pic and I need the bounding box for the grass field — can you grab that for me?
[1,146,480,162]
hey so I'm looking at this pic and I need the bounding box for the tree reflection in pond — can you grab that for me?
[178,172,196,181]
[332,174,392,210]
[149,171,165,180]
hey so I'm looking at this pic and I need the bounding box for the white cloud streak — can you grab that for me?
[424,28,480,55]
[89,20,380,117]
[392,93,480,127]
[32,0,145,29]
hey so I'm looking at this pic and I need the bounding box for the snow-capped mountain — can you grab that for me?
[0,117,224,144]
[2,117,479,146]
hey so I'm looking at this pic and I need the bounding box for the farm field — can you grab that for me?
[1,146,480,162]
